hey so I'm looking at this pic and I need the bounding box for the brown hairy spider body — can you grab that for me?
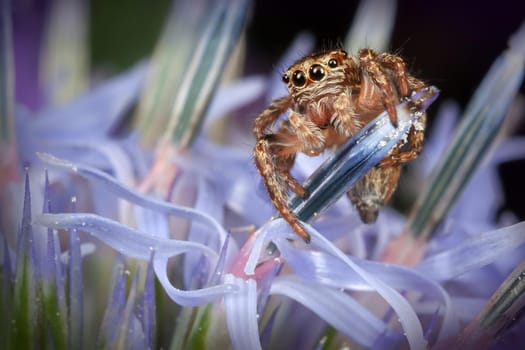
[253,48,427,242]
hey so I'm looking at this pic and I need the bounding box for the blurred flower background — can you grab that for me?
[2,0,525,349]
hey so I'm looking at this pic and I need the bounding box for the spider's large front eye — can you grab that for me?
[309,64,325,81]
[292,70,306,87]
[282,73,290,84]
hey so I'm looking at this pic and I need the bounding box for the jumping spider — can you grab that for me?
[253,48,428,243]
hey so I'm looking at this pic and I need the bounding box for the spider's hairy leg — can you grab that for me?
[378,52,410,97]
[379,111,427,167]
[358,48,399,127]
[254,132,311,243]
[331,92,361,137]
[253,95,292,139]
[288,111,326,153]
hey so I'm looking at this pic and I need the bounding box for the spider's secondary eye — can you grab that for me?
[292,70,306,86]
[328,59,338,68]
[282,73,290,84]
[309,64,325,81]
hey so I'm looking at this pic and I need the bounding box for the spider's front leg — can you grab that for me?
[253,95,292,139]
[254,130,311,242]
[378,111,427,167]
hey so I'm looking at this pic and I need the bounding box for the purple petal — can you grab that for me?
[36,212,239,306]
[15,171,37,290]
[491,136,525,164]
[22,62,145,138]
[123,269,147,349]
[68,208,83,349]
[189,139,274,227]
[141,254,156,349]
[36,213,218,261]
[252,219,428,349]
[184,176,224,288]
[271,275,388,348]
[344,0,396,52]
[209,234,230,286]
[417,221,525,282]
[98,259,127,348]
[273,231,458,340]
[204,75,267,128]
[37,153,229,247]
[418,100,460,175]
[224,274,262,350]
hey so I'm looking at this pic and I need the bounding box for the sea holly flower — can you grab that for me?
[3,0,525,349]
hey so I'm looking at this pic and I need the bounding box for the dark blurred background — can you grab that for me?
[13,0,525,220]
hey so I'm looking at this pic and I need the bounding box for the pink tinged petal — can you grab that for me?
[271,275,388,348]
[224,274,262,350]
[230,233,281,288]
[417,221,525,282]
[45,227,67,318]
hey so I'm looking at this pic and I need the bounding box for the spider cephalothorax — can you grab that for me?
[254,48,428,242]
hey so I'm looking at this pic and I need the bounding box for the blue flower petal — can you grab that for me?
[36,213,217,262]
[184,176,225,288]
[418,100,459,176]
[67,223,84,348]
[36,212,239,306]
[98,258,127,348]
[251,219,428,349]
[22,62,146,139]
[141,255,156,349]
[224,274,262,350]
[417,221,525,282]
[271,275,388,348]
[37,152,229,247]
[344,0,397,52]
[274,239,458,340]
[203,75,267,129]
